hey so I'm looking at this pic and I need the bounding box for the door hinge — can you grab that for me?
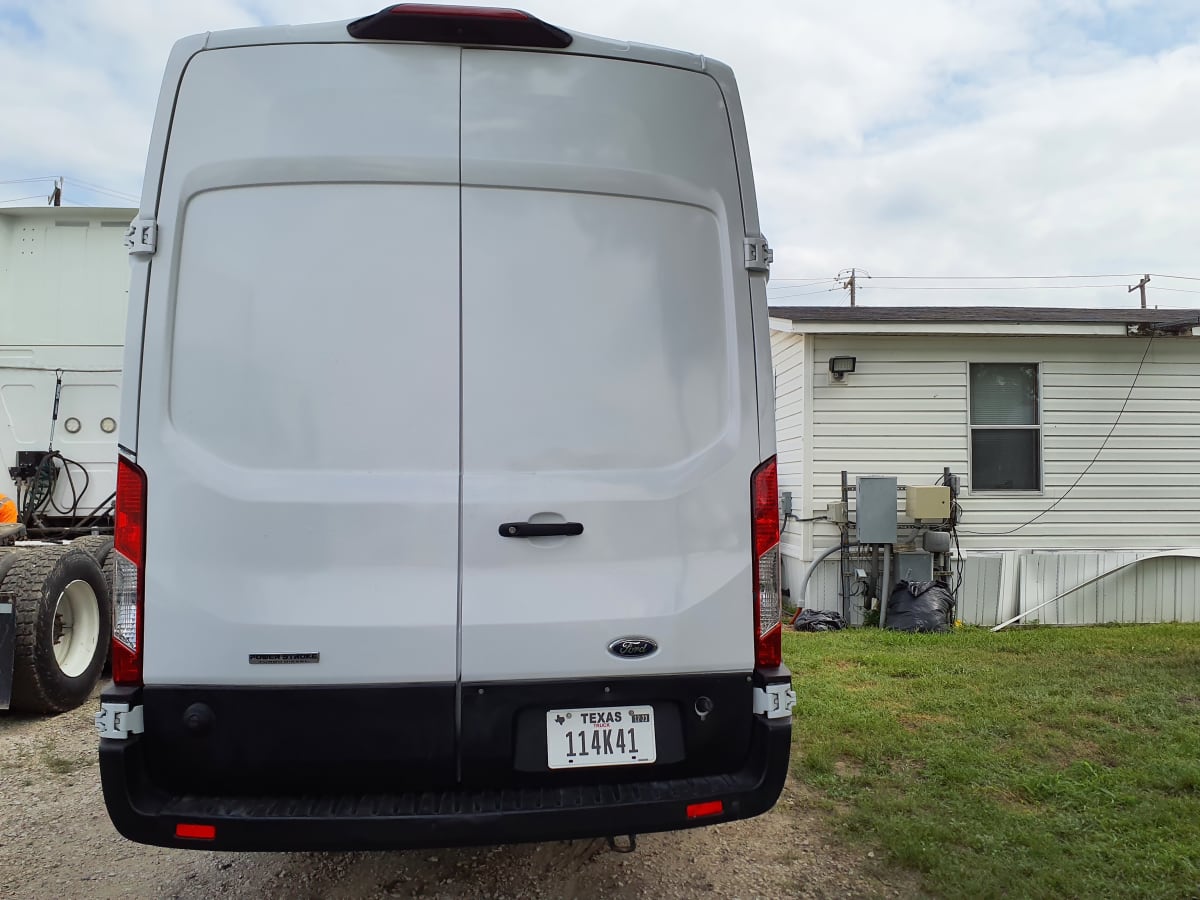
[744,235,773,274]
[752,681,796,719]
[95,702,145,740]
[124,217,157,256]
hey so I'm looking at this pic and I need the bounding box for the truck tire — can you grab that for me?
[6,545,112,713]
[74,535,118,674]
[100,551,118,673]
[70,534,115,566]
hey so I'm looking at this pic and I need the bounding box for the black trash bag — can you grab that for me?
[884,580,954,633]
[792,609,846,632]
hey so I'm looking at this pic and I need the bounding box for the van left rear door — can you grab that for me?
[134,42,463,791]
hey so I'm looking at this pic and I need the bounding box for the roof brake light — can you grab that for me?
[347,4,572,48]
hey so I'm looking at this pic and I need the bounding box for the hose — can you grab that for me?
[788,543,862,625]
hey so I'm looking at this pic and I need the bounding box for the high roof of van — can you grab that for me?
[196,8,724,78]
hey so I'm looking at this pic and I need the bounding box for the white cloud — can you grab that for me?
[2,0,1198,307]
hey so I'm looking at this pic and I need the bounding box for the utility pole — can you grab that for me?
[48,178,62,207]
[838,268,859,306]
[1128,274,1150,309]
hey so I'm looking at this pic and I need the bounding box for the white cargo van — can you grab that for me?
[98,5,794,850]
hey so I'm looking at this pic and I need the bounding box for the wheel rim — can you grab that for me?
[52,579,101,678]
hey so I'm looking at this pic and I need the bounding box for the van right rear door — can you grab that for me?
[457,52,762,691]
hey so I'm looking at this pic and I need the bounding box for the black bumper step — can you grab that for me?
[160,772,748,819]
[100,717,790,851]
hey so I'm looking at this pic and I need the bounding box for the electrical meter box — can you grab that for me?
[855,476,898,544]
[905,485,951,520]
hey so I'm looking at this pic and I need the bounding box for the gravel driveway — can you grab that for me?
[0,692,922,899]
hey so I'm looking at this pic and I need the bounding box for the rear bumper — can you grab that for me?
[100,713,791,852]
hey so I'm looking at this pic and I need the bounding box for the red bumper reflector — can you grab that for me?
[686,800,724,819]
[175,823,216,840]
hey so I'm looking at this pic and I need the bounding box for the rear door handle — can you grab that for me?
[499,522,584,538]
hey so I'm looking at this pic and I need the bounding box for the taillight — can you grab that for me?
[752,456,781,668]
[112,455,147,686]
[347,4,572,48]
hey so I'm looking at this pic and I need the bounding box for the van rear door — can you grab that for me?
[457,51,761,735]
[135,42,462,789]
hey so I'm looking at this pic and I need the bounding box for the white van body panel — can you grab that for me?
[130,26,772,687]
[458,50,758,680]
[121,33,207,456]
[137,43,463,684]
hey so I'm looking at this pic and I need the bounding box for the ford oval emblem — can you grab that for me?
[608,637,658,659]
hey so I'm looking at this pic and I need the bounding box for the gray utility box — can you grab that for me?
[893,552,934,583]
[855,476,898,544]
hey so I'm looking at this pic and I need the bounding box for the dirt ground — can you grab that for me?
[0,692,924,900]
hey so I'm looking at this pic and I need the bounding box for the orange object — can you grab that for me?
[0,494,16,524]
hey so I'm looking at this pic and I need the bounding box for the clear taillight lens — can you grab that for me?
[752,456,782,668]
[112,455,146,686]
[112,553,138,650]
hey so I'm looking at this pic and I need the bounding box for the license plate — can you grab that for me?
[545,705,656,769]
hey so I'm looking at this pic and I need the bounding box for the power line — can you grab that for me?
[864,283,1130,291]
[0,175,139,205]
[770,272,1200,282]
[767,286,842,299]
[1153,286,1200,295]
[866,273,1140,281]
[71,186,139,204]
[768,285,840,295]
[770,273,1148,281]
[0,194,46,204]
[64,178,139,203]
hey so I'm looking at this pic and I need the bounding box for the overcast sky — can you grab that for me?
[2,0,1199,308]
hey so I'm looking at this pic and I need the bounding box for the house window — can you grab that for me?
[969,363,1040,491]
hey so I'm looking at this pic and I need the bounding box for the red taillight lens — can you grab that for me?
[752,456,782,669]
[114,455,146,567]
[112,455,147,686]
[347,4,572,48]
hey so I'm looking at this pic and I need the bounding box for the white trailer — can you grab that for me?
[0,205,134,712]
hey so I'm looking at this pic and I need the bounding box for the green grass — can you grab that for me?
[783,625,1200,900]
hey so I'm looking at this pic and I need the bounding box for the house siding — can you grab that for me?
[771,330,806,564]
[801,332,1200,552]
[771,327,1200,624]
[1020,551,1200,625]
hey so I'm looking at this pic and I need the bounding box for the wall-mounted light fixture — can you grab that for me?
[828,356,857,381]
